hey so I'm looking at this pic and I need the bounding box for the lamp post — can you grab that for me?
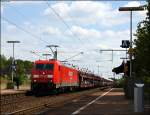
[7,40,20,82]
[119,6,144,78]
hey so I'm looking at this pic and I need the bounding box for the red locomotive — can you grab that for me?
[31,59,113,93]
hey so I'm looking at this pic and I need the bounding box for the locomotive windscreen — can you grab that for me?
[35,64,54,70]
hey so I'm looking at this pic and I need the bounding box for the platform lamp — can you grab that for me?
[7,40,20,82]
[119,6,144,78]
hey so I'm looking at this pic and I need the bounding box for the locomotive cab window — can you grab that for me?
[35,64,54,70]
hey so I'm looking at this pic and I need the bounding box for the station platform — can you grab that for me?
[42,88,150,115]
[0,86,30,95]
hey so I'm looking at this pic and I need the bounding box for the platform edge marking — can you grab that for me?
[71,88,113,115]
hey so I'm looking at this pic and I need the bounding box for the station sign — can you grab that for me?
[120,40,130,48]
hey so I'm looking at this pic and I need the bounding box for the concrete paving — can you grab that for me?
[39,88,150,115]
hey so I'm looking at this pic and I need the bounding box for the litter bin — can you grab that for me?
[134,83,144,112]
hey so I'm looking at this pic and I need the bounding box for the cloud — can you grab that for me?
[124,1,141,7]
[1,5,4,14]
[42,27,61,36]
[23,22,34,30]
[2,1,147,78]
[95,44,110,49]
[1,21,47,61]
[7,25,17,32]
[103,30,129,39]
[101,30,130,48]
[67,26,101,39]
[62,25,130,59]
[43,1,129,27]
[7,1,44,5]
[44,2,70,18]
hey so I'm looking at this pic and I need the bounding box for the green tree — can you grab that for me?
[23,60,33,75]
[134,1,150,80]
[1,55,7,77]
[16,59,25,75]
[1,56,13,79]
[1,54,33,89]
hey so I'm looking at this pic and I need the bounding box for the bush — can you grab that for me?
[7,82,15,89]
[14,74,25,86]
[115,78,125,88]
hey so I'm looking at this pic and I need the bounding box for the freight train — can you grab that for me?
[31,59,113,93]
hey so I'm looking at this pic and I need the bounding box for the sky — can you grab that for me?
[1,0,147,79]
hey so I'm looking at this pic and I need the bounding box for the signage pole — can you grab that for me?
[130,11,132,78]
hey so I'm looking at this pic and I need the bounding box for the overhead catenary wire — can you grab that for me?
[65,7,96,51]
[45,1,89,63]
[8,2,93,60]
[2,17,58,60]
[4,4,71,59]
[2,17,49,45]
[2,3,95,74]
[8,5,34,24]
[2,2,104,72]
[8,4,63,47]
[1,17,71,61]
[43,6,75,51]
[45,1,86,50]
[2,2,65,49]
[8,2,85,58]
[3,15,97,69]
[2,16,81,62]
[1,5,52,61]
[46,2,101,61]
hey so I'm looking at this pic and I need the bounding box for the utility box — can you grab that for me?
[134,83,144,112]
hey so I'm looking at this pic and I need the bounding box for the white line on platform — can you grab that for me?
[71,88,113,115]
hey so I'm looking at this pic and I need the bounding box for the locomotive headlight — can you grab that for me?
[47,75,53,78]
[33,75,39,78]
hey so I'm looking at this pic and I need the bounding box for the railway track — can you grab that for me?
[1,88,107,114]
[1,92,26,105]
